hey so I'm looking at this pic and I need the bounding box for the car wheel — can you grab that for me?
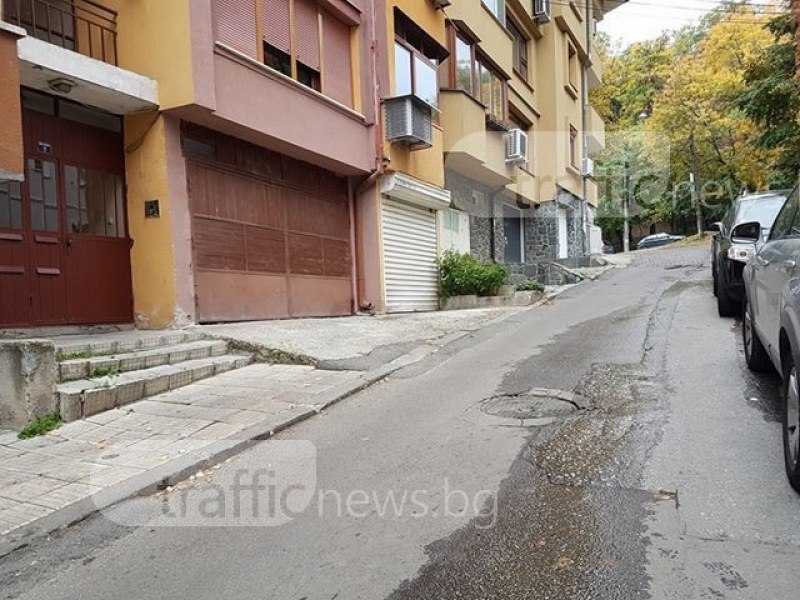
[716,284,738,317]
[783,358,800,492]
[743,297,771,372]
[712,263,718,297]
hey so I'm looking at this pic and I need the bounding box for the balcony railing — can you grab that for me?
[3,0,117,65]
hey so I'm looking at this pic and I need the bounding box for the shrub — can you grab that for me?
[439,251,508,298]
[18,414,62,440]
[516,280,545,293]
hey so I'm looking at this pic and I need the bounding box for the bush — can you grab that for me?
[438,251,508,298]
[516,280,545,293]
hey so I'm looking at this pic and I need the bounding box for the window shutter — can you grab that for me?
[322,12,352,106]
[264,0,291,53]
[215,0,258,59]
[295,0,321,70]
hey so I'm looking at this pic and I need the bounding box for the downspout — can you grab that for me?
[581,0,593,256]
[350,0,387,312]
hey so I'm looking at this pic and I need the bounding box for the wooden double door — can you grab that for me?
[0,97,132,328]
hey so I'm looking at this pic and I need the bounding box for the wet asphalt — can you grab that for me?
[2,244,800,599]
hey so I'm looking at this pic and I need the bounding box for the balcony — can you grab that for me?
[3,0,117,65]
[587,105,605,154]
[588,53,603,89]
[440,90,514,187]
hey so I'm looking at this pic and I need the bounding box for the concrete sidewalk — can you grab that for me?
[0,363,366,556]
[0,283,587,556]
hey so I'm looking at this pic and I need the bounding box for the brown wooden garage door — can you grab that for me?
[185,132,352,322]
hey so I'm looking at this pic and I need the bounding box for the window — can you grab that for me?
[507,18,528,81]
[0,181,22,230]
[256,0,353,104]
[28,159,58,232]
[567,41,579,92]
[64,165,125,238]
[769,188,799,241]
[482,0,505,22]
[454,35,473,93]
[569,126,579,168]
[477,58,505,122]
[443,210,461,233]
[394,11,441,108]
[264,42,292,77]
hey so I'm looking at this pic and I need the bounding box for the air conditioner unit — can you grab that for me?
[505,129,529,164]
[534,0,552,23]
[384,95,434,150]
[583,157,596,177]
[431,0,452,8]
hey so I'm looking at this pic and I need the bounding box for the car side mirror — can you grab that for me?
[707,222,722,233]
[731,221,761,243]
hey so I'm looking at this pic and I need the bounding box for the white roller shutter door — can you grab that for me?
[382,199,439,312]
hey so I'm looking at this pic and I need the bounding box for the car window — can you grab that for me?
[769,187,799,241]
[736,194,787,228]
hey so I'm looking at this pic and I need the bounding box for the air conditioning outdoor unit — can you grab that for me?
[583,157,596,178]
[505,129,529,164]
[384,95,434,150]
[534,0,552,23]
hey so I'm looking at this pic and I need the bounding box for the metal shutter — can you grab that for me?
[264,0,291,53]
[215,0,258,58]
[322,11,352,106]
[294,0,320,70]
[382,199,439,313]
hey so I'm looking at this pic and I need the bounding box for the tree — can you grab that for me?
[738,12,800,188]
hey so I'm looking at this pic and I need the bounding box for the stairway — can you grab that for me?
[55,331,253,422]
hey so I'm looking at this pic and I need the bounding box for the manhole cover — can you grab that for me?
[480,388,586,420]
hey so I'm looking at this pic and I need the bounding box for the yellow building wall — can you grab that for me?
[100,0,196,109]
[384,0,447,188]
[124,113,178,329]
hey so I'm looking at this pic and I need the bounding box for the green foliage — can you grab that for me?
[515,281,545,293]
[18,414,63,440]
[57,351,91,361]
[739,12,800,187]
[90,365,121,378]
[438,251,508,298]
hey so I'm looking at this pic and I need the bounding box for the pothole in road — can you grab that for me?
[480,388,591,424]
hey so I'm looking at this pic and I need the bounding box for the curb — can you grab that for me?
[0,273,602,558]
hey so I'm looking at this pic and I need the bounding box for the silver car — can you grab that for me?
[742,184,800,491]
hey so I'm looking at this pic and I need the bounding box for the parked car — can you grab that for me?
[636,233,685,250]
[711,190,790,317]
[741,184,800,491]
[601,241,616,255]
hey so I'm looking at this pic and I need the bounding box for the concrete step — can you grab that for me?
[58,340,229,382]
[57,354,254,421]
[55,330,206,360]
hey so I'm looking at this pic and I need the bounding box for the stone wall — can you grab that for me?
[445,171,589,274]
[0,340,58,430]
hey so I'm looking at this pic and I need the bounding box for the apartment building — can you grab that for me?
[0,0,378,328]
[0,0,619,329]
[432,0,622,271]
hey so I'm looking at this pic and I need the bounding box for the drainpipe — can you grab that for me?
[350,0,387,312]
[581,0,593,256]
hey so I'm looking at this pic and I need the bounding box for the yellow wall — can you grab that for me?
[124,113,178,329]
[104,0,196,109]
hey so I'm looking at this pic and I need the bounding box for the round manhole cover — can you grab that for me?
[481,389,583,420]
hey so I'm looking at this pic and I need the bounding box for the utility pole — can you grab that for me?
[623,159,630,253]
[690,133,703,235]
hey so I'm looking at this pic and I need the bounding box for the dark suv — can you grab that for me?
[711,190,790,317]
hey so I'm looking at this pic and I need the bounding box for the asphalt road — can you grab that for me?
[3,244,800,599]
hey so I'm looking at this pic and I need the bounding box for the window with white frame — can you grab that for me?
[482,0,505,22]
